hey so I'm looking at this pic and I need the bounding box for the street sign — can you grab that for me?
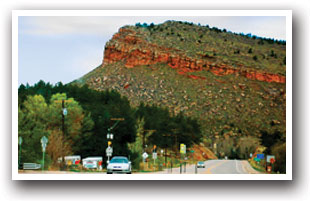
[190,150,194,153]
[18,136,23,145]
[254,157,261,162]
[257,154,264,159]
[40,136,48,152]
[267,155,276,163]
[142,152,148,160]
[152,152,157,160]
[180,144,186,154]
[63,108,68,116]
[106,146,113,157]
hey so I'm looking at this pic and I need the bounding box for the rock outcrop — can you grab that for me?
[103,27,285,84]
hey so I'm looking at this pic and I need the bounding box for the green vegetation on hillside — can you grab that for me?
[130,21,286,75]
[18,81,202,170]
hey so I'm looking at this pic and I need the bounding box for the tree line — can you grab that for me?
[18,81,202,170]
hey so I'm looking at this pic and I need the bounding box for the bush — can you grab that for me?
[234,49,240,54]
[271,142,286,173]
[253,55,258,61]
[248,48,253,54]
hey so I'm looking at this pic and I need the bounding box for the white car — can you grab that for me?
[197,161,205,168]
[107,156,131,174]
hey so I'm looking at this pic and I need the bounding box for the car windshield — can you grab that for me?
[110,158,128,163]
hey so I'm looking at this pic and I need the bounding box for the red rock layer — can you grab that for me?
[103,28,285,84]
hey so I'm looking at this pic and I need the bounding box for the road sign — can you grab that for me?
[254,157,261,162]
[190,150,194,153]
[142,152,148,159]
[267,155,276,163]
[63,108,67,116]
[40,136,48,152]
[257,154,264,159]
[18,136,23,145]
[108,141,112,146]
[180,144,186,154]
[152,152,157,159]
[106,146,113,157]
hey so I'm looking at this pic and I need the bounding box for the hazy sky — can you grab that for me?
[18,16,286,86]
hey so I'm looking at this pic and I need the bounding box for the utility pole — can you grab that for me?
[142,129,156,151]
[106,118,124,164]
[54,99,72,170]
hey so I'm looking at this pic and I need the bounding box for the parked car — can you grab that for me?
[107,156,131,174]
[197,161,205,168]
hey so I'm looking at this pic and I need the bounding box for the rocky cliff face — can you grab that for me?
[103,27,285,84]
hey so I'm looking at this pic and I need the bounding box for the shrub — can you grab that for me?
[253,55,258,61]
[234,49,240,54]
[271,142,286,173]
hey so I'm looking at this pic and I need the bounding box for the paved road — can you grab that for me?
[149,160,260,174]
[19,160,260,174]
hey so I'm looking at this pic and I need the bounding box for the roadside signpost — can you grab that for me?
[266,155,276,173]
[18,136,23,169]
[142,152,148,161]
[63,108,68,116]
[152,146,157,172]
[257,154,264,159]
[40,136,48,171]
[106,146,113,163]
[267,155,275,163]
[180,144,186,174]
[142,152,148,171]
[180,144,186,154]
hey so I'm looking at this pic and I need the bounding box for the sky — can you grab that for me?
[18,16,286,86]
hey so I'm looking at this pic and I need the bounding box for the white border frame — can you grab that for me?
[12,10,292,180]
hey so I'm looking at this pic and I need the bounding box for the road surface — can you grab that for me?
[149,160,260,174]
[18,160,261,174]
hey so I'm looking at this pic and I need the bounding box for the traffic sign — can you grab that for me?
[142,152,148,159]
[267,155,276,163]
[18,136,23,145]
[63,108,68,116]
[180,144,186,154]
[106,146,113,156]
[40,136,48,152]
[254,157,261,162]
[152,152,157,159]
[257,154,264,159]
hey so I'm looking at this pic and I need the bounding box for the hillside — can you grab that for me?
[75,21,286,154]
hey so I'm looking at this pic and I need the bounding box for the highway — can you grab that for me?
[148,160,260,174]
